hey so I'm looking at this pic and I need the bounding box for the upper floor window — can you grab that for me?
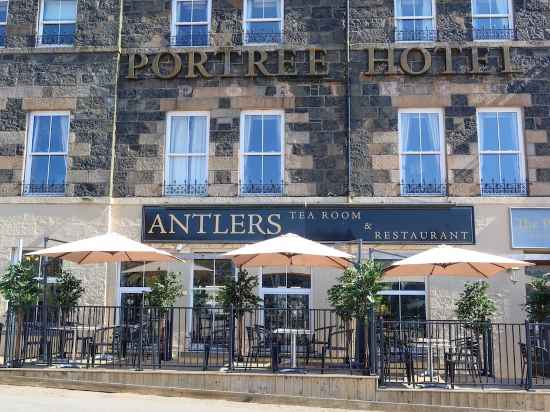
[240,111,284,195]
[24,112,69,196]
[477,108,526,196]
[38,0,77,46]
[395,0,436,42]
[398,109,446,196]
[472,0,513,41]
[0,1,8,47]
[243,0,283,44]
[165,112,209,196]
[171,0,210,47]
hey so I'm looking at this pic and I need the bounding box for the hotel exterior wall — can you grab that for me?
[0,199,111,318]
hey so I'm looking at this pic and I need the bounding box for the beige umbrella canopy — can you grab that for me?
[27,232,181,264]
[223,233,354,269]
[384,245,533,278]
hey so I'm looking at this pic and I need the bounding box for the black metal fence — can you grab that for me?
[377,319,550,389]
[2,305,357,374]
[3,305,549,390]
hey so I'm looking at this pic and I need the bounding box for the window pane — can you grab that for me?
[479,112,499,151]
[247,0,264,18]
[49,115,69,152]
[244,115,262,152]
[0,2,7,23]
[419,113,440,151]
[243,155,262,184]
[48,155,67,185]
[401,295,426,321]
[402,154,422,185]
[214,260,234,286]
[415,0,432,16]
[500,153,522,182]
[262,271,286,288]
[263,155,281,185]
[0,26,5,46]
[415,18,434,33]
[379,295,400,321]
[192,0,208,21]
[480,153,500,183]
[194,259,214,287]
[175,25,192,46]
[190,25,208,46]
[287,272,311,288]
[498,112,519,151]
[493,0,509,14]
[246,21,281,43]
[473,0,492,15]
[44,0,77,21]
[400,113,421,152]
[176,0,193,22]
[263,0,280,18]
[397,0,415,16]
[32,116,51,152]
[401,281,425,291]
[29,156,48,185]
[188,116,207,153]
[167,157,188,184]
[421,154,441,184]
[263,115,281,152]
[42,23,75,44]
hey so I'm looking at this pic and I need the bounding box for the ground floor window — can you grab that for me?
[261,266,311,330]
[378,279,426,322]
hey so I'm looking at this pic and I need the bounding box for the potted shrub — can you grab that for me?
[328,259,384,368]
[0,260,41,365]
[146,272,184,360]
[52,270,85,321]
[216,269,261,361]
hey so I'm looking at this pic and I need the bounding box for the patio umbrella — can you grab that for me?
[384,244,533,278]
[222,233,353,269]
[27,232,181,264]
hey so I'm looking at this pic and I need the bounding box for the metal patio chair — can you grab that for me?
[320,327,354,374]
[244,325,273,370]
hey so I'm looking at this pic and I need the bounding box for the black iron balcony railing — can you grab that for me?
[169,31,286,48]
[35,34,76,47]
[0,34,5,48]
[240,180,286,196]
[22,183,67,196]
[480,180,528,196]
[164,181,208,197]
[400,181,448,196]
[472,28,516,41]
[394,29,438,42]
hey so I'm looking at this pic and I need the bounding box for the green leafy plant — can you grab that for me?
[455,281,497,334]
[217,269,262,360]
[53,270,84,310]
[146,272,185,310]
[525,277,550,322]
[328,259,385,322]
[0,260,41,307]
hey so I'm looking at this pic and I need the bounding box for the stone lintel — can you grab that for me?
[468,93,532,107]
[392,95,451,108]
[22,97,77,111]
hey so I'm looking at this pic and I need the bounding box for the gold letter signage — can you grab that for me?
[127,46,519,80]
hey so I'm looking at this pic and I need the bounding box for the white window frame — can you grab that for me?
[0,1,9,48]
[190,258,237,308]
[37,0,77,47]
[394,0,437,43]
[164,111,210,196]
[398,108,446,196]
[23,111,70,197]
[170,0,212,47]
[243,0,284,45]
[239,110,285,196]
[476,107,526,196]
[471,0,514,42]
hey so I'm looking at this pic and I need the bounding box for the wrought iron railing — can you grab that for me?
[164,182,208,197]
[169,31,288,48]
[35,34,76,47]
[400,182,448,196]
[22,184,67,196]
[394,29,438,42]
[480,181,528,196]
[472,28,516,41]
[239,181,286,196]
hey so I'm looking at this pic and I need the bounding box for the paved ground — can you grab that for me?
[0,385,357,411]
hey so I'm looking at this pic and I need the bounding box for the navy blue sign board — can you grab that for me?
[142,205,475,244]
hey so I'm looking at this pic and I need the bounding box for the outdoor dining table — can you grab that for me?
[412,337,454,381]
[272,328,314,369]
[47,324,100,364]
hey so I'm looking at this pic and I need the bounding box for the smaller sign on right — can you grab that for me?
[510,208,550,249]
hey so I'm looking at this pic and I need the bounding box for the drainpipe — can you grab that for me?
[345,0,352,203]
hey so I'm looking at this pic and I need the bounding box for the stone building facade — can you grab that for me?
[0,0,549,322]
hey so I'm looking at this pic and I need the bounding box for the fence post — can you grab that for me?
[367,305,376,375]
[525,320,533,390]
[378,316,385,385]
[3,303,11,367]
[136,299,144,371]
[228,305,235,371]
